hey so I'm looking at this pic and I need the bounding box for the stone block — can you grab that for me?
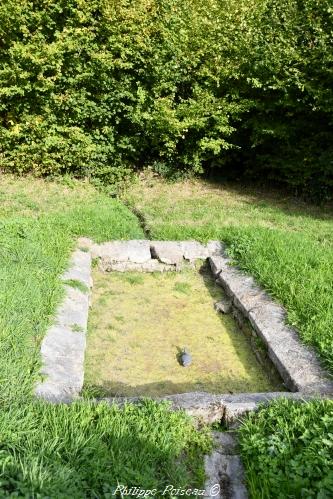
[92,240,151,263]
[35,248,91,402]
[62,249,93,289]
[150,241,184,265]
[207,241,225,256]
[215,298,232,314]
[204,431,248,499]
[181,241,209,260]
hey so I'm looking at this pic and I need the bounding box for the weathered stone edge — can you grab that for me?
[209,254,333,395]
[84,238,224,270]
[98,390,323,426]
[35,249,92,403]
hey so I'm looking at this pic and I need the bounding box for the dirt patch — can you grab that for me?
[85,265,283,396]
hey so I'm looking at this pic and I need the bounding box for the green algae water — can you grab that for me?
[85,265,283,396]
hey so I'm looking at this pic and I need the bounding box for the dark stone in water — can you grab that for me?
[181,349,192,367]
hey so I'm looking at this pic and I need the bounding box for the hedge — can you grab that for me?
[0,0,332,198]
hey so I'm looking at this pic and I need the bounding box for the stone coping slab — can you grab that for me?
[92,240,151,264]
[83,238,224,271]
[204,432,248,499]
[35,250,92,402]
[36,239,332,407]
[209,254,333,395]
[99,390,318,425]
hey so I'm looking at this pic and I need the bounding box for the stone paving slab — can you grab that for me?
[209,255,333,395]
[204,432,248,499]
[91,240,151,263]
[35,250,91,402]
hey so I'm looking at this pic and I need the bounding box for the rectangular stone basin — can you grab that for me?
[84,264,284,397]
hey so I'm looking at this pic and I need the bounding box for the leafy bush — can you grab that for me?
[239,399,333,498]
[0,0,332,196]
[237,0,333,201]
[0,0,246,180]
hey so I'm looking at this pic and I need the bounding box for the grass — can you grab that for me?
[1,171,333,496]
[238,398,333,498]
[0,174,211,496]
[124,173,333,372]
[85,267,282,396]
[0,399,210,497]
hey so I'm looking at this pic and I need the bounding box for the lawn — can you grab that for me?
[0,174,210,496]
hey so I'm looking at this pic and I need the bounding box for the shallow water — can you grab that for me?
[85,265,283,396]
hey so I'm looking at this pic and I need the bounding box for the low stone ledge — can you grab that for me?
[99,259,175,273]
[93,239,224,270]
[91,240,152,264]
[209,255,333,396]
[35,250,92,402]
[99,391,312,425]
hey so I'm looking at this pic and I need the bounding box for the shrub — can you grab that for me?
[0,0,247,180]
[237,0,333,201]
[0,0,332,196]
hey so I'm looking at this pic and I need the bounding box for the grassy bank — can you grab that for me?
[124,174,333,372]
[0,174,210,496]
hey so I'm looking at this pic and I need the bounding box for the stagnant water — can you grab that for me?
[84,265,283,396]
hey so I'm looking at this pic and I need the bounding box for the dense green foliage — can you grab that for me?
[0,0,332,197]
[239,399,333,498]
[0,176,210,495]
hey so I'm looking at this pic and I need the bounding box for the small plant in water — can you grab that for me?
[71,323,84,333]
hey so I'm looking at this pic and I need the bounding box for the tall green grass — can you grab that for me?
[0,175,210,496]
[0,400,210,497]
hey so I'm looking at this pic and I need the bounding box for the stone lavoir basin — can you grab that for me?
[84,265,283,397]
[35,239,333,417]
